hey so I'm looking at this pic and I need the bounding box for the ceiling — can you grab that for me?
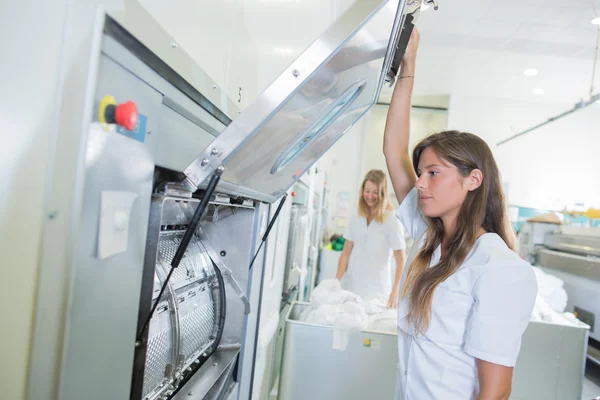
[379,0,600,105]
[141,0,599,109]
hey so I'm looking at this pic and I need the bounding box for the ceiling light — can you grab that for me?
[420,3,430,10]
[532,88,545,95]
[592,17,600,25]
[523,68,538,76]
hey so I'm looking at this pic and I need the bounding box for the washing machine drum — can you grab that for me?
[142,233,225,400]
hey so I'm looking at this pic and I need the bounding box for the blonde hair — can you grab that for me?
[358,169,394,223]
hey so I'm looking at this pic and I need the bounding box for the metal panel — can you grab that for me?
[134,196,237,400]
[269,302,293,398]
[238,203,271,399]
[537,248,600,282]
[511,322,588,400]
[156,105,217,172]
[100,34,227,135]
[543,232,600,257]
[59,123,154,400]
[97,35,226,171]
[171,349,240,400]
[107,3,239,120]
[283,206,310,296]
[279,303,398,400]
[94,49,164,161]
[183,0,408,201]
[280,303,589,400]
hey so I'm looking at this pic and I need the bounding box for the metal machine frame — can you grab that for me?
[23,0,422,398]
[534,229,600,365]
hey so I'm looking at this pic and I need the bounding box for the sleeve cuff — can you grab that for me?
[463,345,517,368]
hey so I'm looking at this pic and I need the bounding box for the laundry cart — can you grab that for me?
[279,302,589,400]
[279,303,398,400]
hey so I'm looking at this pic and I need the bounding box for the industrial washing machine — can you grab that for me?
[535,227,600,365]
[23,0,427,399]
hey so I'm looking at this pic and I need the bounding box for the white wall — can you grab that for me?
[320,118,369,236]
[140,0,356,111]
[0,2,68,398]
[447,95,600,210]
[322,103,449,235]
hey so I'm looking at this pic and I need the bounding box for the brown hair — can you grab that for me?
[358,169,394,223]
[401,131,516,333]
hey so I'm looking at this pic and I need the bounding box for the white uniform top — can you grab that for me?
[343,210,405,299]
[395,188,537,400]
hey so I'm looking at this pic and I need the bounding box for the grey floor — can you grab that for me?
[584,361,600,399]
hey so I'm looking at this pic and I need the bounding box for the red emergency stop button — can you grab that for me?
[100,96,139,131]
[115,101,138,131]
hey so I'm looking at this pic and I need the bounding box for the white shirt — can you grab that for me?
[395,188,537,400]
[343,210,405,299]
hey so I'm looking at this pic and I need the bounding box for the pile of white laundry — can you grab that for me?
[299,279,397,334]
[530,267,583,327]
[301,268,586,334]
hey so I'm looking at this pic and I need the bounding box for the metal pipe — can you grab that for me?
[496,93,600,146]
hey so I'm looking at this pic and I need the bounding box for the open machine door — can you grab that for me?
[183,0,432,203]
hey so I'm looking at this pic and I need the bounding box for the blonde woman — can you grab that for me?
[336,169,406,307]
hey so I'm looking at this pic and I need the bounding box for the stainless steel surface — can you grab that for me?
[269,302,293,397]
[518,221,559,263]
[98,35,226,172]
[22,7,269,400]
[225,383,240,400]
[131,116,263,400]
[544,232,600,257]
[197,227,251,315]
[279,302,398,400]
[102,32,276,202]
[589,345,600,366]
[238,202,271,400]
[171,349,240,400]
[281,303,589,400]
[184,0,406,202]
[59,123,155,400]
[537,248,600,282]
[511,322,588,400]
[537,233,600,342]
[24,3,237,396]
[108,2,240,120]
[283,206,310,295]
[139,195,233,399]
[200,206,258,346]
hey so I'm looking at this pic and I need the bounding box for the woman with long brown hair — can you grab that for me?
[384,28,537,400]
[335,169,406,307]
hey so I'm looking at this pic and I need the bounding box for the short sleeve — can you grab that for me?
[464,262,538,367]
[386,212,406,251]
[395,187,427,240]
[343,216,357,242]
